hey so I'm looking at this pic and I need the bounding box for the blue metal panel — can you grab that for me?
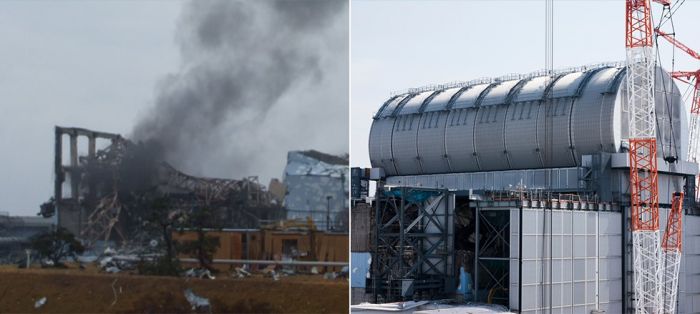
[351,252,371,288]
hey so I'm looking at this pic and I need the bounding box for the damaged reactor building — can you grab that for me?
[352,63,700,313]
[41,126,347,247]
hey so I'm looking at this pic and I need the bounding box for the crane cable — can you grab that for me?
[653,3,681,161]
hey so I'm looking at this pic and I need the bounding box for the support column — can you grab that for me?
[88,135,96,201]
[54,127,63,201]
[88,135,96,157]
[70,134,78,200]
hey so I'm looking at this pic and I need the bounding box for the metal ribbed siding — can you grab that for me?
[368,95,407,176]
[368,119,395,174]
[391,113,421,174]
[570,68,622,165]
[417,110,450,173]
[369,65,685,175]
[505,76,548,169]
[416,88,458,174]
[391,92,436,174]
[475,80,520,171]
[444,83,493,172]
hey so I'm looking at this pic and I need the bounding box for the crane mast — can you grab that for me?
[654,27,700,314]
[626,0,662,312]
[661,192,684,314]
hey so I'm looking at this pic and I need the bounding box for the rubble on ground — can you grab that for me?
[183,288,210,311]
[34,297,47,309]
[184,268,215,279]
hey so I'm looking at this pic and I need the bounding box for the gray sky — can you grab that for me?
[351,0,700,170]
[0,1,349,216]
[0,1,182,215]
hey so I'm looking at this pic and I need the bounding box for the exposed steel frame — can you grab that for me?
[626,0,654,49]
[629,138,660,232]
[626,0,662,312]
[661,193,683,314]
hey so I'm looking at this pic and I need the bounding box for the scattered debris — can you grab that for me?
[110,278,119,306]
[98,253,136,273]
[351,301,429,312]
[183,288,210,311]
[34,297,47,309]
[233,267,251,278]
[104,266,121,274]
[310,266,319,274]
[261,265,276,275]
[339,266,349,278]
[99,257,113,269]
[103,247,117,256]
[324,272,337,280]
[184,268,215,280]
[40,259,54,267]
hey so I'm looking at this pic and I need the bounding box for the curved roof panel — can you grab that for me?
[423,87,460,112]
[451,83,492,109]
[397,91,436,115]
[514,76,549,102]
[550,71,587,98]
[481,80,520,106]
[377,94,411,118]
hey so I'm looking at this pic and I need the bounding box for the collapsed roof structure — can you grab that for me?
[42,126,285,247]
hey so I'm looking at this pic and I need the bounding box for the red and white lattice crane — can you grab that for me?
[625,0,662,312]
[655,29,700,164]
[655,25,700,314]
[661,192,684,314]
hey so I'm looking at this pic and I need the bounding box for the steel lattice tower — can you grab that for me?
[661,193,683,314]
[626,0,662,312]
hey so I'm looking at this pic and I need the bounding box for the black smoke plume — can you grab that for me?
[132,0,348,181]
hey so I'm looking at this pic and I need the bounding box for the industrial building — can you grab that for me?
[174,224,348,273]
[353,63,700,313]
[0,212,53,263]
[284,150,349,232]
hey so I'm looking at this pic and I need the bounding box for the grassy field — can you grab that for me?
[0,265,348,313]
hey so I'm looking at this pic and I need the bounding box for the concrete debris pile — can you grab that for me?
[43,126,285,248]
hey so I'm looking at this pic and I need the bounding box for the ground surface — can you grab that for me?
[0,265,348,313]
